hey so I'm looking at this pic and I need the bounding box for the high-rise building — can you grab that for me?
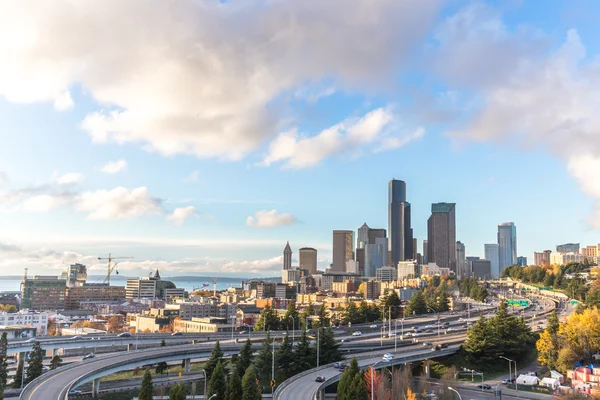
[299,247,317,275]
[357,223,370,249]
[517,256,527,266]
[533,251,550,266]
[364,238,388,277]
[397,261,417,280]
[456,241,467,279]
[412,238,418,260]
[65,284,126,309]
[283,242,292,270]
[388,179,413,266]
[472,260,492,279]
[427,203,457,272]
[484,244,500,278]
[21,276,67,311]
[356,248,365,276]
[556,243,580,254]
[423,240,428,264]
[582,245,599,258]
[332,230,354,272]
[61,264,88,287]
[498,222,517,274]
[368,229,387,245]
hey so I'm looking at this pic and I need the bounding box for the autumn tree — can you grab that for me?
[107,316,123,333]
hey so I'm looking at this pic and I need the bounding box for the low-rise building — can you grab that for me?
[0,326,37,339]
[65,284,126,309]
[236,306,262,327]
[135,315,171,333]
[376,266,398,282]
[174,317,232,333]
[364,281,381,300]
[0,310,49,336]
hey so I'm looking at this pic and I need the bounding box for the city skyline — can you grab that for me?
[1,1,600,277]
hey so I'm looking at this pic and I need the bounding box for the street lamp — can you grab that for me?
[448,387,463,400]
[201,369,208,399]
[370,361,383,400]
[499,356,518,392]
[427,307,440,336]
[209,395,217,400]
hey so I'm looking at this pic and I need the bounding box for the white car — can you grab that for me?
[382,353,393,362]
[352,331,362,336]
[369,324,378,328]
[388,333,396,337]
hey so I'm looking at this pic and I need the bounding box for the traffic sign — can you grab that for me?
[270,379,276,387]
[571,300,579,305]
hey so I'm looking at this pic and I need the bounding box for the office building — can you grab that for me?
[65,284,126,309]
[282,269,302,284]
[582,245,599,258]
[472,260,492,279]
[423,240,428,264]
[126,270,181,301]
[550,252,587,265]
[484,244,500,278]
[376,266,398,282]
[0,311,49,336]
[556,243,580,254]
[61,264,88,287]
[365,281,381,300]
[345,260,360,275]
[299,247,317,275]
[498,222,517,274]
[456,241,466,279]
[421,263,451,277]
[412,238,418,260]
[533,250,552,266]
[388,179,413,266]
[21,276,66,311]
[368,228,387,245]
[283,242,292,270]
[397,261,417,280]
[364,237,388,277]
[427,203,457,272]
[356,248,365,276]
[357,223,370,248]
[332,230,354,272]
[517,256,527,267]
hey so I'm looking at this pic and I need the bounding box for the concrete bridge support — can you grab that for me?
[92,379,100,398]
[423,359,431,378]
[184,358,191,373]
[127,343,133,351]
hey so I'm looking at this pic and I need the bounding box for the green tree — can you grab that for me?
[25,341,44,384]
[352,372,369,400]
[315,303,330,328]
[254,304,280,331]
[242,365,262,400]
[235,338,253,377]
[49,355,63,370]
[291,330,312,375]
[169,383,187,400]
[282,300,300,330]
[0,332,8,399]
[254,333,272,384]
[406,291,427,316]
[381,291,402,318]
[227,368,243,400]
[337,358,361,400]
[208,361,227,400]
[543,273,555,288]
[318,327,342,365]
[205,340,224,380]
[139,369,154,400]
[300,303,315,330]
[275,333,294,381]
[342,301,361,324]
[155,339,168,374]
[13,357,23,388]
[547,309,560,335]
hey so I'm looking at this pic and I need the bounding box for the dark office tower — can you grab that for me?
[423,240,428,264]
[412,238,417,260]
[283,241,292,270]
[388,179,412,267]
[368,228,387,245]
[427,203,457,272]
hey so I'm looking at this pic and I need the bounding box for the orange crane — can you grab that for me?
[98,253,133,285]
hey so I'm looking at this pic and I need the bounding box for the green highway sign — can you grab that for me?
[570,300,579,305]
[507,299,530,307]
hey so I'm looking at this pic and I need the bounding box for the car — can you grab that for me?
[5,358,15,364]
[431,345,441,352]
[25,338,38,343]
[117,332,132,338]
[333,362,342,369]
[352,331,362,336]
[458,318,465,322]
[369,324,378,328]
[451,311,456,315]
[239,330,248,334]
[339,364,349,372]
[71,335,83,340]
[82,353,95,360]
[422,341,433,346]
[462,324,468,328]
[340,339,346,343]
[68,390,82,396]
[383,353,393,362]
[424,325,432,329]
[315,376,325,382]
[411,326,419,330]
[413,328,421,333]
[477,384,492,390]
[440,343,448,348]
[425,329,433,333]
[388,333,396,337]
[446,327,455,332]
[502,379,511,384]
[424,393,438,400]
[443,322,450,326]
[171,332,183,336]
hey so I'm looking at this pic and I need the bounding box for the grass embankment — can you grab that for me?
[100,362,208,382]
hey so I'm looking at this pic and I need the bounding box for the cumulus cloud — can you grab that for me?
[0,172,7,185]
[56,172,84,184]
[0,1,440,161]
[246,210,297,228]
[432,4,600,228]
[76,186,162,220]
[167,206,198,225]
[22,194,70,213]
[101,160,127,174]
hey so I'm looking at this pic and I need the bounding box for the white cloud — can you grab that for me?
[263,107,415,168]
[246,210,297,228]
[101,160,127,174]
[21,194,68,213]
[75,186,162,220]
[56,172,84,184]
[167,206,198,225]
[53,90,74,111]
[0,1,440,160]
[0,172,7,185]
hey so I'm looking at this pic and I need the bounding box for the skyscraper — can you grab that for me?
[357,223,370,249]
[423,240,428,264]
[332,230,354,272]
[283,241,292,270]
[517,256,527,266]
[364,237,388,277]
[427,203,457,272]
[388,179,413,266]
[498,222,517,274]
[484,243,500,278]
[456,241,467,279]
[556,243,580,254]
[299,247,317,275]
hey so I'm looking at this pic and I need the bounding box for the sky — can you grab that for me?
[0,0,599,278]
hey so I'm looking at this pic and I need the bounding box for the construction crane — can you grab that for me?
[98,253,133,285]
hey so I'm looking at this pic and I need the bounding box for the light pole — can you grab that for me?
[271,336,275,396]
[448,387,463,400]
[231,315,236,342]
[202,369,208,399]
[499,356,518,392]
[209,394,217,400]
[316,328,320,367]
[370,361,383,400]
[292,317,295,343]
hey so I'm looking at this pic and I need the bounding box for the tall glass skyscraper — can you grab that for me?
[388,179,413,267]
[484,243,500,278]
[497,222,517,274]
[427,203,456,272]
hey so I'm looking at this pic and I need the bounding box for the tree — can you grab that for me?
[406,291,427,316]
[25,341,44,384]
[49,355,63,370]
[107,316,123,333]
[156,339,168,374]
[13,357,23,388]
[0,304,16,313]
[169,383,187,400]
[381,291,402,319]
[227,368,243,400]
[235,339,253,377]
[0,332,8,399]
[275,333,294,381]
[291,330,312,375]
[208,361,227,400]
[254,304,279,331]
[282,300,300,330]
[205,340,224,379]
[352,372,368,400]
[318,327,342,365]
[341,301,361,325]
[337,358,361,400]
[255,334,273,384]
[242,365,262,400]
[315,303,330,328]
[139,369,154,400]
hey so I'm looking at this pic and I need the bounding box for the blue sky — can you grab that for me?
[0,0,599,278]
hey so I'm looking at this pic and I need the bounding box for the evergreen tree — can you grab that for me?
[139,369,154,400]
[227,368,243,400]
[315,303,330,328]
[547,309,560,335]
[156,339,168,374]
[318,327,342,365]
[242,365,262,400]
[275,333,294,381]
[337,358,360,400]
[208,361,227,400]
[25,341,44,384]
[352,372,369,400]
[13,357,23,388]
[169,383,187,400]
[342,301,361,324]
[0,332,8,399]
[300,303,315,330]
[282,300,300,330]
[291,330,312,375]
[255,333,273,384]
[381,291,402,318]
[254,304,280,331]
[49,355,63,370]
[406,291,427,316]
[205,340,224,380]
[235,338,253,377]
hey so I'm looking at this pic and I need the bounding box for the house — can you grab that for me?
[541,377,560,390]
[516,374,540,386]
[551,370,564,383]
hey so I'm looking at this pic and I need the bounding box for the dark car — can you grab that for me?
[82,353,95,360]
[431,345,441,352]
[117,332,132,338]
[425,329,433,333]
[477,384,492,390]
[440,343,449,348]
[315,376,325,382]
[171,332,183,336]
